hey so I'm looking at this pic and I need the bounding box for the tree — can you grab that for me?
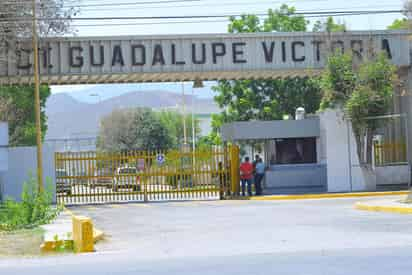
[0,0,78,44]
[319,52,357,110]
[0,1,78,146]
[312,17,347,32]
[211,5,322,144]
[346,54,397,164]
[387,1,412,30]
[0,85,50,146]
[387,18,409,30]
[321,52,397,165]
[156,110,201,149]
[403,0,412,20]
[97,108,173,152]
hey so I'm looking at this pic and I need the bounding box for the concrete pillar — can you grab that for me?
[400,67,412,187]
[72,215,94,253]
[319,109,374,192]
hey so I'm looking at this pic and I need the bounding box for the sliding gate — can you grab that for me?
[55,147,234,205]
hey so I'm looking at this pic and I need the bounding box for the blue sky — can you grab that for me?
[52,0,405,101]
[71,0,404,36]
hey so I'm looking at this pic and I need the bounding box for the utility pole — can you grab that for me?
[32,0,43,191]
[182,82,187,146]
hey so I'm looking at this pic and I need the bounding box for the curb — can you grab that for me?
[246,191,410,201]
[355,202,412,214]
[40,208,105,253]
[66,208,105,243]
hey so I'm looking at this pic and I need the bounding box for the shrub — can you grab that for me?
[0,176,61,231]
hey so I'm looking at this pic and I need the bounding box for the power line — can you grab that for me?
[81,5,399,14]
[0,0,201,8]
[2,0,395,10]
[75,1,311,12]
[0,9,403,23]
[0,11,401,32]
[68,11,405,28]
[72,18,230,27]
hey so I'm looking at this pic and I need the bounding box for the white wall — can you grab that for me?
[375,165,410,186]
[0,144,56,202]
[0,122,8,172]
[319,109,374,192]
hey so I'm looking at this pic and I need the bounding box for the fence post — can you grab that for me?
[143,151,148,202]
[230,145,240,196]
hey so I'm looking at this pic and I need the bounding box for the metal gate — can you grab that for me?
[55,146,236,205]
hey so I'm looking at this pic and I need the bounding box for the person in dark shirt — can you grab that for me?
[254,158,265,195]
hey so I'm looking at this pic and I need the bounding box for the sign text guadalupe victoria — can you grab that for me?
[0,31,409,84]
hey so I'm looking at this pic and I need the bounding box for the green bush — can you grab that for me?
[0,176,61,231]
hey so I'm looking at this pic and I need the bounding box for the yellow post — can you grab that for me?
[230,145,240,196]
[72,216,94,253]
[143,151,148,202]
[32,0,43,191]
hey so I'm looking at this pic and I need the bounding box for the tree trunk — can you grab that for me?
[365,128,374,165]
[352,124,377,191]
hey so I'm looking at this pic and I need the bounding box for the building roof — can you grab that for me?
[221,118,320,141]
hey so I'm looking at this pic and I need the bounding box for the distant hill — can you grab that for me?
[51,82,216,103]
[45,90,220,139]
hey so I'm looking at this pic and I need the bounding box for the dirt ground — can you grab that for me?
[0,228,44,257]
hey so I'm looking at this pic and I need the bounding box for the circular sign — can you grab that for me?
[156,154,165,165]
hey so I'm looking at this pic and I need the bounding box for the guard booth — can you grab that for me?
[221,113,327,195]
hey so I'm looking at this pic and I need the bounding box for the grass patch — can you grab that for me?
[0,176,62,232]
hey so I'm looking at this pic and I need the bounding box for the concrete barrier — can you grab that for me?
[72,216,94,253]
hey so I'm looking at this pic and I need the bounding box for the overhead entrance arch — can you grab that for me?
[1,30,412,203]
[0,30,409,85]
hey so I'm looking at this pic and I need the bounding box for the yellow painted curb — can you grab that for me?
[355,202,412,214]
[246,191,410,201]
[93,228,104,242]
[40,240,74,253]
[64,207,104,242]
[40,208,105,253]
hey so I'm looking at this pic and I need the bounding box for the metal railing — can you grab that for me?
[55,146,234,205]
[373,142,407,166]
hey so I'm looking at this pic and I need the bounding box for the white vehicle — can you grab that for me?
[56,169,71,195]
[112,166,141,192]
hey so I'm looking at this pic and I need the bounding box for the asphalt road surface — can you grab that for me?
[1,196,412,275]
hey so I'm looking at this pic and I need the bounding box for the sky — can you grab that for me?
[52,0,406,101]
[70,0,404,36]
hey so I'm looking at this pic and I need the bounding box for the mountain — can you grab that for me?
[51,82,216,103]
[45,90,220,139]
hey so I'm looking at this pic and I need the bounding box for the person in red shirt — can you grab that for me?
[240,156,253,196]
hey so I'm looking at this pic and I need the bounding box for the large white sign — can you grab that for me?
[0,31,409,85]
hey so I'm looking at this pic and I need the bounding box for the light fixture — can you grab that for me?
[193,79,204,88]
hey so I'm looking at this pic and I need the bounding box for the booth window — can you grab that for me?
[272,138,317,164]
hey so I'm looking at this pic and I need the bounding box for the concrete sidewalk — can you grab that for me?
[40,210,104,253]
[355,198,412,214]
[248,190,410,201]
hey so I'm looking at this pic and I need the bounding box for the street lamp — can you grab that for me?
[181,82,188,149]
[191,79,204,153]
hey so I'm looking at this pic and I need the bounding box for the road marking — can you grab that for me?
[131,203,151,208]
[110,204,126,209]
[84,206,99,211]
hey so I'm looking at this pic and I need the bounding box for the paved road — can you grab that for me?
[1,196,412,274]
